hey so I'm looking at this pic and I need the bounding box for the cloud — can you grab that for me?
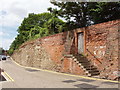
[0,38,15,50]
[0,11,7,15]
[0,31,4,36]
[0,27,18,50]
[0,0,55,50]
[0,31,10,36]
[9,4,27,18]
[0,14,21,27]
[0,0,54,27]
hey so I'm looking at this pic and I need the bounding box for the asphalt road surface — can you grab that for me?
[0,58,119,88]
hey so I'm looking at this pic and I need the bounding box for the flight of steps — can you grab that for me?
[64,54,100,77]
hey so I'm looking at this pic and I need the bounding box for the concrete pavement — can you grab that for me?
[0,58,119,88]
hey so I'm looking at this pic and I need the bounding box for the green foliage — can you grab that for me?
[44,17,66,34]
[48,2,120,29]
[39,28,49,37]
[89,2,120,24]
[29,25,41,39]
[48,2,91,29]
[29,26,49,39]
[8,12,65,55]
[8,48,14,55]
[8,2,120,55]
[0,48,4,55]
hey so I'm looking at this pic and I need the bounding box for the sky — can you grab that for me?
[0,0,55,50]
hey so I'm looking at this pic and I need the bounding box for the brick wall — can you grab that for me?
[85,20,119,80]
[12,40,58,71]
[40,33,66,64]
[12,20,120,80]
[60,57,86,75]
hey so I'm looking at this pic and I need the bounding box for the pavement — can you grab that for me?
[0,58,119,88]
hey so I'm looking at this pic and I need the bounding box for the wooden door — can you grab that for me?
[78,32,84,54]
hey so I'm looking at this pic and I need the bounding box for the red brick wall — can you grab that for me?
[60,57,86,75]
[40,33,66,64]
[84,20,119,80]
[13,20,120,80]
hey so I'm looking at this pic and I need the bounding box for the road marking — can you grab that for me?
[3,72,14,81]
[1,72,9,81]
[10,57,119,83]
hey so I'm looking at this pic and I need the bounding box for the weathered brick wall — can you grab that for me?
[119,25,120,81]
[60,57,86,75]
[85,20,119,80]
[102,25,119,80]
[40,33,66,64]
[12,20,120,80]
[12,40,58,71]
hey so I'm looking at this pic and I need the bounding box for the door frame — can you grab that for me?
[75,30,86,54]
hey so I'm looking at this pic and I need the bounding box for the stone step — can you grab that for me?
[80,63,93,67]
[80,62,91,65]
[78,60,90,63]
[74,58,85,61]
[81,65,99,74]
[90,72,100,76]
[87,70,99,73]
[73,54,100,76]
[85,67,98,70]
[80,65,95,70]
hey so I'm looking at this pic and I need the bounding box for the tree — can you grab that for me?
[8,12,66,54]
[48,2,91,29]
[89,2,120,24]
[48,2,120,29]
[0,48,4,55]
[29,26,49,39]
[17,12,65,40]
[17,13,54,41]
[44,17,66,34]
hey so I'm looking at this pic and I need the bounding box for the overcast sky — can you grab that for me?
[0,0,55,50]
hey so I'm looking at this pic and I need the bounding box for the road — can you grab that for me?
[0,58,119,88]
